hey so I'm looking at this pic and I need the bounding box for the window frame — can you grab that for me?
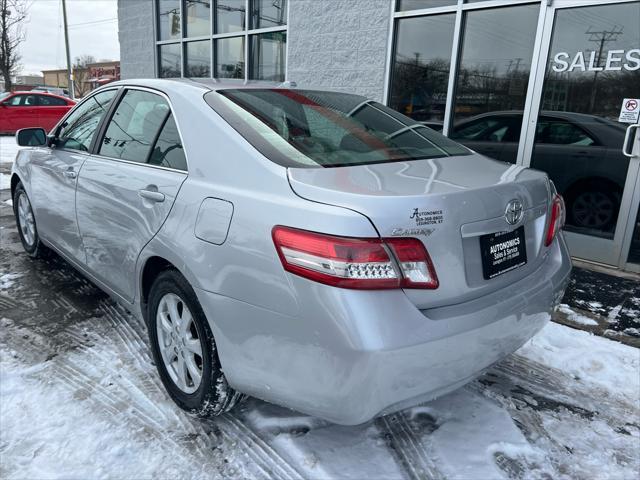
[154,0,288,82]
[91,86,189,173]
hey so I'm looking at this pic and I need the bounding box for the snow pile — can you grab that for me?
[557,303,599,326]
[518,321,640,401]
[0,135,21,165]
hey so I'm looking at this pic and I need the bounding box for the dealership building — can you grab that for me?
[117,0,640,272]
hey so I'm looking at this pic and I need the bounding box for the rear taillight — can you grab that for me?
[272,226,439,290]
[545,194,566,247]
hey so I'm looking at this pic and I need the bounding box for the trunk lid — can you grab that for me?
[288,154,552,309]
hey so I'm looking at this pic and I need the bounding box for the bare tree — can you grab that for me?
[72,54,96,98]
[0,0,28,92]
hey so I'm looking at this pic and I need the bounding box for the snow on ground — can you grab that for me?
[557,303,599,326]
[1,306,638,479]
[0,135,21,165]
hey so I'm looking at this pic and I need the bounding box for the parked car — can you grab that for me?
[31,86,69,97]
[450,111,628,236]
[10,80,571,425]
[0,91,75,134]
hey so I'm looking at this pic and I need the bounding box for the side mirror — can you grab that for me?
[16,127,47,147]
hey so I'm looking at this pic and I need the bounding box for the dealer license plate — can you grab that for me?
[480,226,527,280]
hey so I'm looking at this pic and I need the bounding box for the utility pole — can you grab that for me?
[61,0,74,98]
[585,26,623,112]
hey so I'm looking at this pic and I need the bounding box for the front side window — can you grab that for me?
[6,95,37,106]
[205,89,469,168]
[99,90,170,163]
[57,89,117,151]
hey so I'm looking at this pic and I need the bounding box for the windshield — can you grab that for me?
[205,89,470,168]
[0,92,10,101]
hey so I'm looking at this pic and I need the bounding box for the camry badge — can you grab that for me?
[505,199,524,225]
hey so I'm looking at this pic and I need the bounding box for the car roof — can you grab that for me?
[105,78,293,95]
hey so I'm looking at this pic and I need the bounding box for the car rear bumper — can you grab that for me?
[196,235,571,425]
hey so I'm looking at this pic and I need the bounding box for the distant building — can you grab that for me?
[42,61,120,97]
[0,74,45,92]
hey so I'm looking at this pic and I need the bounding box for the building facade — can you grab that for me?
[117,0,640,272]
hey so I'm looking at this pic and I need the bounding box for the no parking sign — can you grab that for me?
[619,98,640,123]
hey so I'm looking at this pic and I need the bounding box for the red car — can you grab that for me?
[0,91,76,134]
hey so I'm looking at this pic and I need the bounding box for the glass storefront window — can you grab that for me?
[217,0,246,34]
[530,2,639,240]
[217,36,244,79]
[185,40,211,77]
[159,43,181,77]
[450,4,538,162]
[251,0,287,29]
[396,0,457,11]
[250,32,286,82]
[389,14,456,123]
[158,0,181,41]
[184,0,210,38]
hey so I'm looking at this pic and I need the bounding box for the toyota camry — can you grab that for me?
[10,79,571,425]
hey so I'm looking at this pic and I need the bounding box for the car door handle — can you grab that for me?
[63,169,77,179]
[138,188,165,203]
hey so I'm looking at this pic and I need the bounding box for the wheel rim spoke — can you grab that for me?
[180,308,192,335]
[175,354,188,390]
[185,338,202,356]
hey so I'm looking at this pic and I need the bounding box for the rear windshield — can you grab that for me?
[204,89,470,168]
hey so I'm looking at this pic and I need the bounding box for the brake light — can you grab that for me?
[545,194,566,247]
[272,226,438,290]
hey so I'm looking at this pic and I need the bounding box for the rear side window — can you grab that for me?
[38,95,67,106]
[57,89,117,150]
[148,114,187,170]
[99,90,170,163]
[205,89,470,168]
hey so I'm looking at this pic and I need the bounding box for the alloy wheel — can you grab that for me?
[17,192,36,247]
[572,191,614,230]
[156,293,204,394]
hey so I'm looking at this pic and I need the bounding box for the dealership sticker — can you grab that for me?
[619,98,640,124]
[410,208,444,226]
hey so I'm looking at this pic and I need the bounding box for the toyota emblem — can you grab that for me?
[505,199,524,225]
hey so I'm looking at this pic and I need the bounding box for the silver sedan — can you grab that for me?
[10,79,572,425]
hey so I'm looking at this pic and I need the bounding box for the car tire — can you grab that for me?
[13,182,48,258]
[147,268,243,417]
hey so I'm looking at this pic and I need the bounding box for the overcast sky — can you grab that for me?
[20,0,119,75]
